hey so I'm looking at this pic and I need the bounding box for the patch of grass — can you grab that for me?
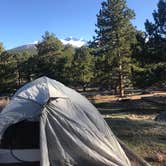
[105,118,166,166]
[94,96,166,166]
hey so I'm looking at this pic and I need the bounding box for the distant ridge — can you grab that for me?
[8,43,37,54]
[12,44,36,50]
[9,37,87,53]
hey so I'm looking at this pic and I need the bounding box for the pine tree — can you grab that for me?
[62,44,75,84]
[145,0,166,63]
[36,31,63,57]
[0,51,17,93]
[35,32,64,80]
[72,47,94,91]
[132,0,166,88]
[144,0,166,87]
[94,0,135,96]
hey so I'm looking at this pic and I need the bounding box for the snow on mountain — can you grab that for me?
[10,37,86,51]
[60,36,86,48]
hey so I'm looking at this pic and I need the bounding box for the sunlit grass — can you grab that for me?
[94,99,166,166]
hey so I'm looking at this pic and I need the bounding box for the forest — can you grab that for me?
[0,0,165,96]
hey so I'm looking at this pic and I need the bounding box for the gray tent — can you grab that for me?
[0,77,131,166]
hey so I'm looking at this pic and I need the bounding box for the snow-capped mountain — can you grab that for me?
[10,37,86,51]
[60,36,86,48]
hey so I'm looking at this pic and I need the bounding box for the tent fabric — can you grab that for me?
[0,97,41,139]
[0,77,131,166]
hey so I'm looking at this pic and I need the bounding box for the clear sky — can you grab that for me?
[0,0,159,49]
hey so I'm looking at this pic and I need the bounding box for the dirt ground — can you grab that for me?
[88,91,166,103]
[90,92,166,166]
[0,91,166,165]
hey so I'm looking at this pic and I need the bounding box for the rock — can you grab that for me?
[154,153,164,162]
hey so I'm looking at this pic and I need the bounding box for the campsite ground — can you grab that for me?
[90,91,166,166]
[0,91,166,166]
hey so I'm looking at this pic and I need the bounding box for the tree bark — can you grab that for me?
[119,64,124,97]
[83,84,86,92]
[116,33,125,97]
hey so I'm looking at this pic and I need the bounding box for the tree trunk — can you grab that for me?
[116,33,125,97]
[83,84,86,92]
[17,67,21,87]
[119,64,124,97]
[114,85,119,95]
[16,61,21,87]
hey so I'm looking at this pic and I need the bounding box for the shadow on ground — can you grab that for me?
[105,118,166,166]
[93,95,166,115]
[92,95,166,166]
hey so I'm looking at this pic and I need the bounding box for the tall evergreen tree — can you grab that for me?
[132,0,166,88]
[94,0,135,96]
[143,0,166,87]
[0,51,17,93]
[72,47,94,91]
[145,0,166,38]
[62,44,75,84]
[15,51,34,84]
[145,0,166,63]
[36,32,64,80]
[36,31,63,57]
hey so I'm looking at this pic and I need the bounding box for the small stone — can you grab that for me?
[154,153,164,162]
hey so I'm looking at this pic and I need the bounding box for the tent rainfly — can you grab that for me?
[0,77,131,166]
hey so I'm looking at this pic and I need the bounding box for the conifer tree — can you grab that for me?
[36,32,64,80]
[132,0,166,88]
[144,0,166,86]
[94,0,135,96]
[145,0,166,63]
[62,44,75,84]
[0,51,17,93]
[72,47,94,91]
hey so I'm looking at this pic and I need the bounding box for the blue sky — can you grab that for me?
[0,0,159,49]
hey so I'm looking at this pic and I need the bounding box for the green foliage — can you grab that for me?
[0,43,5,54]
[36,31,63,56]
[132,0,166,88]
[0,0,166,96]
[145,0,166,63]
[35,32,65,80]
[0,49,35,93]
[145,0,166,38]
[9,47,37,55]
[71,47,94,91]
[93,0,136,95]
[132,63,166,88]
[62,44,75,84]
[0,32,94,93]
[0,51,17,93]
[15,51,34,82]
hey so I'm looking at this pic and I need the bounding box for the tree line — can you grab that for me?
[0,0,165,96]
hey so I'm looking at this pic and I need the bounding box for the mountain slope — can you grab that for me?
[9,44,37,54]
[9,37,87,53]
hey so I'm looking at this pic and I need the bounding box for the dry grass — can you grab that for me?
[88,91,166,103]
[106,118,166,166]
[92,92,166,166]
[0,92,166,165]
